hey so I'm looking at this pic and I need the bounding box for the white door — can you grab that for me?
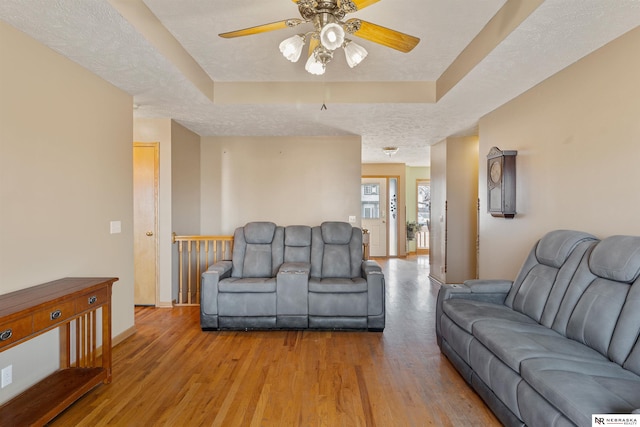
[361,178,387,257]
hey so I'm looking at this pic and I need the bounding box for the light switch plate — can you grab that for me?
[110,221,121,234]
[1,365,12,388]
[348,216,356,223]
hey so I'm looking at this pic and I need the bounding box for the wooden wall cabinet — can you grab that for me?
[0,277,118,426]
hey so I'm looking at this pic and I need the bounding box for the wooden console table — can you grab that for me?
[0,277,118,426]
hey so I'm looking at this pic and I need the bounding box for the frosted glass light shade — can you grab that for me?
[344,40,368,68]
[305,53,326,75]
[279,35,305,62]
[319,23,345,51]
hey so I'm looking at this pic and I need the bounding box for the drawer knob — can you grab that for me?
[0,329,12,341]
[88,296,97,305]
[50,310,62,321]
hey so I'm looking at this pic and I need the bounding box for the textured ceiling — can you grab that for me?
[1,0,639,166]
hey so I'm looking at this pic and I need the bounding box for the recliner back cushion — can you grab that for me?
[231,222,284,278]
[505,230,597,325]
[566,278,628,358]
[284,225,312,263]
[589,235,640,283]
[535,229,593,268]
[623,333,640,376]
[322,244,351,278]
[310,222,363,279]
[320,222,353,244]
[510,264,558,322]
[244,222,279,244]
[566,235,640,365]
[243,244,276,278]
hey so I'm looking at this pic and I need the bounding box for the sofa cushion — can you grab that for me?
[218,277,277,293]
[309,277,368,293]
[472,320,607,373]
[442,299,537,335]
[521,357,640,427]
[589,235,640,283]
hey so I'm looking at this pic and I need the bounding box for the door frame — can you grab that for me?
[133,142,160,306]
[361,174,401,257]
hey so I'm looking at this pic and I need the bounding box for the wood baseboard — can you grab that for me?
[112,325,136,348]
[156,301,174,308]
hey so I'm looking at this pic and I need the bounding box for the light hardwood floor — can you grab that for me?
[50,257,500,426]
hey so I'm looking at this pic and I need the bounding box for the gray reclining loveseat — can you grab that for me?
[200,221,385,331]
[436,230,640,427]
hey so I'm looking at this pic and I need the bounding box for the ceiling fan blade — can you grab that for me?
[308,36,320,57]
[345,19,419,53]
[219,19,303,38]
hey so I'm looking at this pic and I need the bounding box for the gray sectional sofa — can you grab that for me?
[200,221,385,331]
[436,230,640,427]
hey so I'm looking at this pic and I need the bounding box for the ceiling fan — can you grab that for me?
[219,0,420,75]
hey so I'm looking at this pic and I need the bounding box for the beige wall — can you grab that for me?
[478,27,640,280]
[201,136,362,234]
[0,22,134,402]
[446,137,479,283]
[429,137,479,283]
[361,163,407,257]
[171,122,201,235]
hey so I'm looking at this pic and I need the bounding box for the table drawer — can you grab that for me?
[75,287,108,313]
[0,316,32,350]
[33,301,75,330]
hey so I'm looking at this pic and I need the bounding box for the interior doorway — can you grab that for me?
[361,176,399,257]
[133,142,159,306]
[416,180,431,254]
[361,177,387,257]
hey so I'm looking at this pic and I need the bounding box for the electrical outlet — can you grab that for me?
[348,216,356,223]
[1,365,12,388]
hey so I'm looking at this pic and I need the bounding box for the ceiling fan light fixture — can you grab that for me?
[279,34,305,62]
[319,23,345,51]
[344,40,368,68]
[305,52,326,75]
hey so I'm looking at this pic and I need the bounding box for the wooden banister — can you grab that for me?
[172,234,234,306]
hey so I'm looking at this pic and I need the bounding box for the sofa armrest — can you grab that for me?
[435,279,512,347]
[362,261,385,323]
[463,279,513,294]
[201,261,233,316]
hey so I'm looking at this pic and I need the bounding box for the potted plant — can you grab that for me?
[406,221,419,240]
